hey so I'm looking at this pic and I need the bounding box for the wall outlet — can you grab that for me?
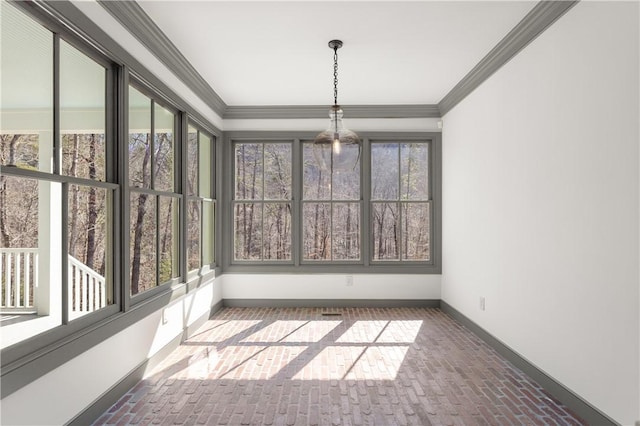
[479,297,486,311]
[346,275,354,286]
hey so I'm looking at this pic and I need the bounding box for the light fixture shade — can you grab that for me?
[313,106,361,172]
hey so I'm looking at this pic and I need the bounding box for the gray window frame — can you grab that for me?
[0,1,223,396]
[223,131,442,274]
[231,140,295,264]
[185,122,217,276]
[369,139,434,264]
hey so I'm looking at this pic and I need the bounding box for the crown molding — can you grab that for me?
[98,0,227,117]
[224,104,441,120]
[438,0,579,116]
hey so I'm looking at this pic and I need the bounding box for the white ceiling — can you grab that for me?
[138,1,536,107]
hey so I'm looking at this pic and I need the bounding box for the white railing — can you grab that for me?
[0,248,38,311]
[68,255,106,320]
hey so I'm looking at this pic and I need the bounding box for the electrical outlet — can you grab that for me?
[346,275,354,286]
[479,297,486,311]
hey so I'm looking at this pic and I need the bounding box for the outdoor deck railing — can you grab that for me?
[0,248,38,311]
[0,249,107,317]
[68,255,107,319]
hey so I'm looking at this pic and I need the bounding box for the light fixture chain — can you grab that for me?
[333,46,339,106]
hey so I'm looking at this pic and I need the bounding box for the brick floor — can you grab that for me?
[93,307,586,426]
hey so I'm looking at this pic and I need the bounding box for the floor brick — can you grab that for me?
[93,308,586,426]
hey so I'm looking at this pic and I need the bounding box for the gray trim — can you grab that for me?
[223,299,441,309]
[97,0,226,117]
[67,300,223,426]
[66,333,182,426]
[438,1,579,115]
[440,301,618,426]
[224,105,441,120]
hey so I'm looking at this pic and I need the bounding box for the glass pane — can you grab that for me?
[187,126,198,197]
[159,196,179,281]
[264,143,291,200]
[154,103,174,192]
[130,192,156,295]
[0,3,53,172]
[235,144,263,200]
[68,185,112,320]
[332,203,360,260]
[187,200,201,271]
[0,175,62,347]
[303,143,330,200]
[234,203,262,260]
[302,203,330,260]
[371,143,399,200]
[263,203,291,260]
[372,202,399,260]
[199,132,212,198]
[60,40,106,181]
[202,201,214,265]
[332,144,360,201]
[402,203,430,261]
[128,87,151,188]
[400,143,429,200]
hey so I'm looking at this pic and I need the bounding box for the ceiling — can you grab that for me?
[137,1,537,107]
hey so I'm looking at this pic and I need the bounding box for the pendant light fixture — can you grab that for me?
[313,39,361,172]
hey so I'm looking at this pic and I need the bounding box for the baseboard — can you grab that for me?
[68,300,222,426]
[222,298,441,308]
[440,301,618,426]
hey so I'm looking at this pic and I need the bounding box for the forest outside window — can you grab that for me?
[371,141,431,262]
[187,124,215,272]
[302,141,360,261]
[0,2,116,347]
[233,142,292,261]
[128,85,180,295]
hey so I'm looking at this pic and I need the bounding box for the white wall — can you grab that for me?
[223,274,441,301]
[0,277,223,426]
[441,2,639,425]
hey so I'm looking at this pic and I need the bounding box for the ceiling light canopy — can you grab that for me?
[313,40,361,172]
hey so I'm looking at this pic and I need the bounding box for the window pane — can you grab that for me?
[372,202,399,260]
[234,203,262,260]
[332,145,360,201]
[400,143,429,200]
[128,87,151,188]
[202,201,214,265]
[235,144,263,200]
[0,176,62,348]
[199,132,211,198]
[1,3,53,172]
[187,126,198,197]
[154,104,174,192]
[371,143,399,200]
[264,203,291,260]
[187,200,201,271]
[130,192,156,295]
[332,203,360,260]
[303,203,330,260]
[68,185,112,320]
[264,143,291,200]
[159,196,179,281]
[303,143,330,200]
[60,40,106,181]
[402,203,430,261]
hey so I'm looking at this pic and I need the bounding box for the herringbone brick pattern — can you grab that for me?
[93,307,586,425]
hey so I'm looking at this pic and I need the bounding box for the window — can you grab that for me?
[233,142,292,261]
[228,134,439,271]
[128,85,179,295]
[0,2,116,346]
[187,124,215,271]
[371,142,431,261]
[302,142,360,261]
